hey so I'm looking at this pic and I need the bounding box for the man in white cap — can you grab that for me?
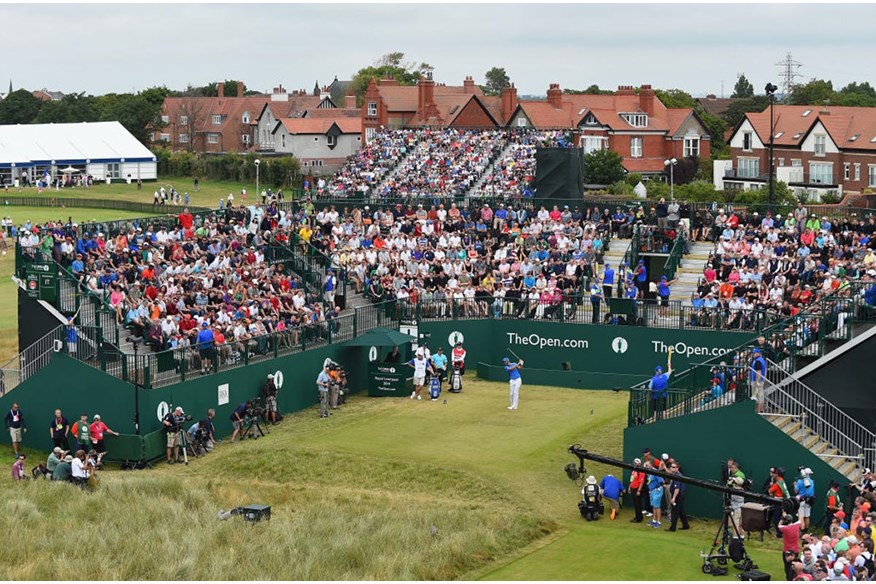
[406,349,434,400]
[629,457,647,523]
[262,373,279,425]
[795,467,816,530]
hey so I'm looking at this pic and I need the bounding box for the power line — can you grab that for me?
[775,51,803,99]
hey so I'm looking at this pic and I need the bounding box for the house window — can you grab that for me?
[311,160,323,167]
[281,134,286,148]
[778,158,784,167]
[814,135,826,156]
[742,132,753,151]
[242,111,250,124]
[684,137,700,158]
[241,134,251,145]
[367,102,377,116]
[211,115,222,125]
[582,136,603,154]
[179,133,189,143]
[809,162,833,184]
[160,133,170,142]
[207,134,219,144]
[844,163,851,181]
[855,163,861,181]
[517,117,527,128]
[105,163,120,179]
[179,115,188,126]
[621,113,648,127]
[630,137,642,158]
[149,132,155,142]
[327,135,337,147]
[869,166,876,188]
[738,157,759,178]
[365,127,376,143]
[161,115,169,124]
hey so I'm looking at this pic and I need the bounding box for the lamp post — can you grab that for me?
[664,158,678,199]
[764,83,778,212]
[254,158,261,202]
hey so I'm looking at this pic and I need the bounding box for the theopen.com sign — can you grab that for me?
[507,332,589,350]
[651,339,731,358]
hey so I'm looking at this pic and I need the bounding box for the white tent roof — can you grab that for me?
[0,121,155,168]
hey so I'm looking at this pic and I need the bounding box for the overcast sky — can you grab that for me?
[2,3,874,98]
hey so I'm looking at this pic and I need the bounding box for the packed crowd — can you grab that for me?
[690,204,876,337]
[327,129,421,197]
[476,130,574,198]
[18,204,342,365]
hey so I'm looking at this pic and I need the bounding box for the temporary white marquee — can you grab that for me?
[0,121,156,181]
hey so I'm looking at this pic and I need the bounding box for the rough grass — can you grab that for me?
[0,379,785,580]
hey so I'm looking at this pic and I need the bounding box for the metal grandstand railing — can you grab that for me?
[0,325,65,395]
[762,358,873,472]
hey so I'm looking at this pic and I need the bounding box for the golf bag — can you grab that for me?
[429,375,442,401]
[448,366,463,393]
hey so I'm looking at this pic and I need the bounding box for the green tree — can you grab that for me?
[788,78,835,105]
[0,89,43,124]
[97,92,163,144]
[835,82,876,107]
[654,88,697,109]
[350,52,433,106]
[563,84,614,95]
[721,95,771,128]
[482,67,510,96]
[33,92,100,124]
[731,74,754,98]
[583,148,625,185]
[221,80,246,97]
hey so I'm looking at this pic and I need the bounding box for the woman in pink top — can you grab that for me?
[109,286,126,323]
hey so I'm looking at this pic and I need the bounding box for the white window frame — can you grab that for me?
[737,157,759,178]
[365,127,376,143]
[242,112,250,124]
[869,165,876,188]
[855,163,861,181]
[791,159,802,167]
[161,115,169,124]
[684,137,700,158]
[844,163,851,181]
[211,114,223,125]
[809,162,833,184]
[179,133,189,143]
[311,160,324,167]
[179,115,188,126]
[327,134,337,147]
[814,134,826,156]
[621,113,648,127]
[630,137,642,158]
[160,133,170,142]
[742,132,753,152]
[207,134,219,144]
[241,134,251,145]
[517,117,527,128]
[367,102,377,116]
[148,132,155,142]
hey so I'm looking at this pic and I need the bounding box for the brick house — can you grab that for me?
[155,82,273,152]
[508,84,712,179]
[718,105,876,198]
[359,74,516,142]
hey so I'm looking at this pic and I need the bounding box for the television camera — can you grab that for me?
[566,446,798,576]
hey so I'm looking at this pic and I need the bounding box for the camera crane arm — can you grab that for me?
[567,446,783,507]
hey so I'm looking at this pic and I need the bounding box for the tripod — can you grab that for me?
[701,495,755,575]
[240,414,267,440]
[174,428,197,465]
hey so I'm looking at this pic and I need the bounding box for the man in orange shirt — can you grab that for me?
[629,457,647,523]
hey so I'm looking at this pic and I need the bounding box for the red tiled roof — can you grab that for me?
[744,105,876,151]
[277,117,362,134]
[667,109,694,135]
[517,101,577,128]
[696,97,743,117]
[623,158,666,173]
[376,83,484,113]
[304,108,360,119]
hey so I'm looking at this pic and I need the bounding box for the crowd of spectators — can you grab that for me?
[18,204,342,366]
[327,129,421,198]
[689,203,876,346]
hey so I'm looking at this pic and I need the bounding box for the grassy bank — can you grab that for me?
[0,380,784,580]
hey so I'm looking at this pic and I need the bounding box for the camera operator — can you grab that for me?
[229,401,249,442]
[162,406,188,464]
[795,467,816,531]
[328,363,344,410]
[726,458,747,537]
[200,409,217,452]
[262,374,279,425]
[317,364,331,418]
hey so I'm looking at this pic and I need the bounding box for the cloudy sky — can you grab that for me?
[2,3,874,98]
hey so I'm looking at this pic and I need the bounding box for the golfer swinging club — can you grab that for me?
[649,347,673,420]
[503,356,524,411]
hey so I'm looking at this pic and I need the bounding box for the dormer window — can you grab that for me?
[242,111,250,124]
[802,109,812,117]
[850,134,860,142]
[621,113,648,127]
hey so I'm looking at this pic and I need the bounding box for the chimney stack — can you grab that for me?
[463,75,475,94]
[639,84,655,116]
[501,83,518,123]
[237,81,244,97]
[418,71,436,117]
[547,83,562,109]
[217,82,225,99]
[345,94,356,109]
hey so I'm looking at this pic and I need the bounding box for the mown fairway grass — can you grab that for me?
[0,380,784,580]
[0,207,157,363]
[7,175,270,209]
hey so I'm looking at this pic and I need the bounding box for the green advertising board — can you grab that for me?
[368,363,412,397]
[24,262,57,302]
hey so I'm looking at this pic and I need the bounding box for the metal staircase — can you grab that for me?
[760,358,871,480]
